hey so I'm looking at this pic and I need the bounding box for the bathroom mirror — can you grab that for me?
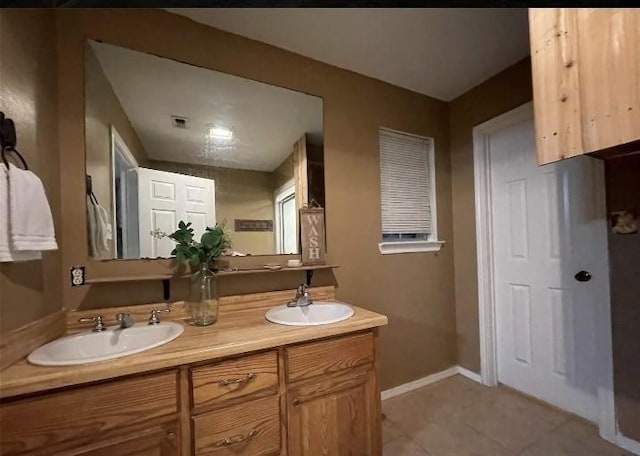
[84,40,324,260]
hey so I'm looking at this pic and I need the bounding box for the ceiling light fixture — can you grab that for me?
[209,126,233,140]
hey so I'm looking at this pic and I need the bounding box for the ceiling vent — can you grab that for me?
[171,116,189,129]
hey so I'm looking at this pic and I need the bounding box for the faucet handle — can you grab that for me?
[148,307,171,325]
[78,315,106,332]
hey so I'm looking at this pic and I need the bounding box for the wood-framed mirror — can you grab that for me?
[84,40,324,263]
[56,19,329,293]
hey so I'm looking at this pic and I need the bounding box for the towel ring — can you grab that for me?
[1,112,29,170]
[2,146,29,171]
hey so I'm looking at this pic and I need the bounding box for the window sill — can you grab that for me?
[378,240,445,255]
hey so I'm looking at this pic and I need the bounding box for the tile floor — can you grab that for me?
[382,375,633,456]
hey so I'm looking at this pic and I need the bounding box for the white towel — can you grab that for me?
[0,165,41,262]
[87,196,99,258]
[7,164,58,252]
[87,196,111,258]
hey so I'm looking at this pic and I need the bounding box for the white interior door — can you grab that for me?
[138,167,215,258]
[489,115,610,422]
[281,195,297,254]
[274,180,297,254]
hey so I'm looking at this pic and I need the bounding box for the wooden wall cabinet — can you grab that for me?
[0,331,381,456]
[529,8,640,164]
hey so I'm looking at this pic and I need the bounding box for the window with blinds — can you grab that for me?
[378,128,441,254]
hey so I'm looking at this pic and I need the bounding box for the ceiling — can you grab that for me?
[167,8,530,102]
[90,41,323,172]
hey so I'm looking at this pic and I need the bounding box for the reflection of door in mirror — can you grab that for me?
[110,126,139,259]
[274,179,297,254]
[85,40,323,260]
[137,168,215,258]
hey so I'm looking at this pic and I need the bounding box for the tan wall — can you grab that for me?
[0,10,62,333]
[148,160,276,255]
[85,44,148,258]
[449,58,533,373]
[605,154,640,441]
[56,9,455,389]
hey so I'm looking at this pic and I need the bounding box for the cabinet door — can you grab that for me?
[287,366,380,456]
[52,422,179,456]
[576,8,640,153]
[529,8,640,164]
[0,371,178,455]
[529,8,583,164]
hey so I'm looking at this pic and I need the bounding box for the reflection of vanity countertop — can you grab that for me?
[0,305,387,400]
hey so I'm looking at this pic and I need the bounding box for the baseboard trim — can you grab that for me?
[381,367,459,401]
[616,433,640,456]
[381,365,484,401]
[456,366,482,383]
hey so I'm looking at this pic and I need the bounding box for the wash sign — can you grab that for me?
[300,207,326,265]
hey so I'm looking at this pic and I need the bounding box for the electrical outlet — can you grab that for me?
[70,266,86,287]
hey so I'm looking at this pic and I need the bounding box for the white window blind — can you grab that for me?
[379,129,433,236]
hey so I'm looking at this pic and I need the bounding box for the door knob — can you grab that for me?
[574,271,592,282]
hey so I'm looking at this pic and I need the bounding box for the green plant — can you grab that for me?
[168,221,231,268]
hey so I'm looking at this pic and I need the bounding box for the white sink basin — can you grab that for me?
[27,322,184,366]
[265,301,354,326]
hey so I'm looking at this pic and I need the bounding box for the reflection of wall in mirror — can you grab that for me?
[149,160,279,255]
[273,152,294,190]
[84,45,148,259]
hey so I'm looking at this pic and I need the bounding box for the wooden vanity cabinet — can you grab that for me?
[0,371,180,456]
[287,366,377,456]
[285,332,381,456]
[529,8,640,164]
[0,331,381,456]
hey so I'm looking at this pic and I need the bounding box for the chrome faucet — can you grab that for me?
[78,315,107,332]
[78,313,135,331]
[287,284,313,307]
[148,307,171,325]
[115,313,135,329]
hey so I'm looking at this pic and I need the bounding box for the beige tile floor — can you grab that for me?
[382,375,633,456]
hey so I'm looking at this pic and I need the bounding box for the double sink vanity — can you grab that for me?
[0,285,388,456]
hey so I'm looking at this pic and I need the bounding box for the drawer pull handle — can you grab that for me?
[216,429,258,447]
[292,398,300,406]
[219,372,257,386]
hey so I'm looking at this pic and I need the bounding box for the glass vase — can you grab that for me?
[189,262,218,326]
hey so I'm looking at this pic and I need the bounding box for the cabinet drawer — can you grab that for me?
[193,396,281,456]
[286,332,374,382]
[191,351,278,412]
[0,371,178,455]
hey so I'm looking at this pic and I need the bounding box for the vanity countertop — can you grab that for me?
[0,305,387,400]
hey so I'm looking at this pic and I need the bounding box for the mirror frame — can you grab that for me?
[57,13,326,297]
